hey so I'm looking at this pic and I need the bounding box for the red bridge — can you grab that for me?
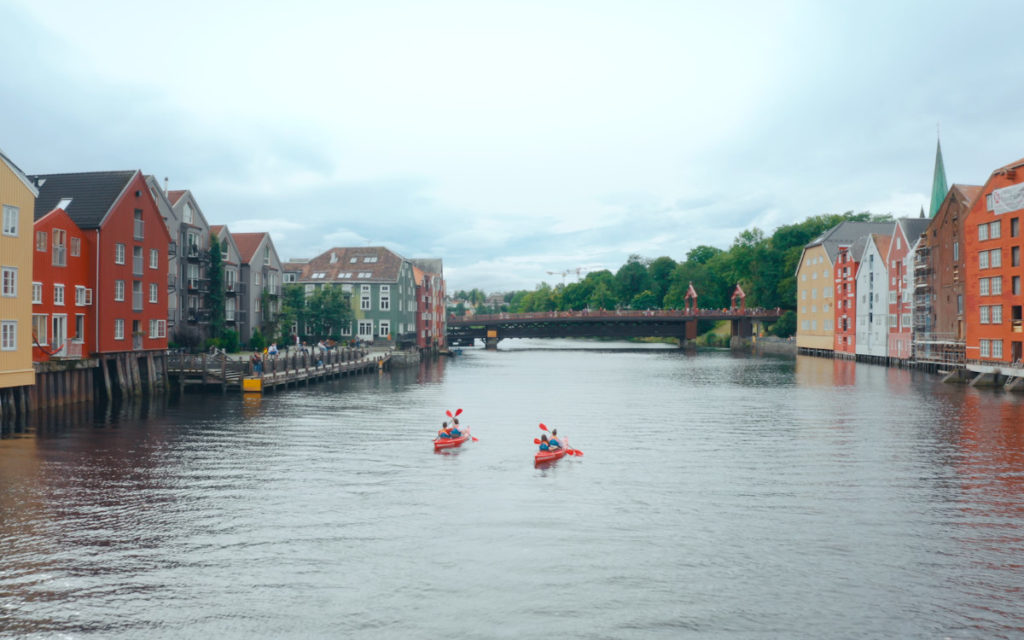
[447,307,782,349]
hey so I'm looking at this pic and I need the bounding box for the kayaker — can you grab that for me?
[539,434,550,451]
[449,418,462,438]
[549,428,562,450]
[438,421,451,438]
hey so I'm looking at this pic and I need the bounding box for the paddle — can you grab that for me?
[538,423,548,432]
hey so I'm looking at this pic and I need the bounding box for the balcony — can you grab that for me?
[186,244,202,260]
[225,281,239,295]
[187,278,209,293]
[168,274,177,292]
[187,309,211,323]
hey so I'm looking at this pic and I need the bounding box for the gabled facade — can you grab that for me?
[31,208,92,361]
[886,218,930,360]
[232,232,283,345]
[30,171,171,354]
[833,236,865,356]
[964,157,1024,369]
[796,221,894,353]
[410,258,447,350]
[145,176,180,334]
[168,189,213,345]
[297,247,418,345]
[0,148,39,390]
[913,184,979,368]
[210,226,245,332]
[854,234,892,359]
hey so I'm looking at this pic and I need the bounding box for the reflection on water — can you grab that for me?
[2,346,1023,639]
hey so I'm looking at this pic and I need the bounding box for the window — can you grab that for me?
[979,251,989,270]
[990,221,1001,239]
[979,223,989,241]
[1012,217,1020,238]
[957,295,963,315]
[132,281,143,311]
[75,285,92,306]
[953,242,959,262]
[1,266,17,297]
[380,285,390,310]
[149,282,159,303]
[993,340,1003,358]
[980,339,990,358]
[2,205,18,236]
[901,313,911,327]
[336,272,352,279]
[183,203,194,224]
[0,321,16,350]
[1015,276,1022,296]
[150,248,159,269]
[991,249,1002,268]
[363,256,378,263]
[51,228,67,266]
[980,306,990,324]
[980,279,990,296]
[74,314,84,342]
[1014,246,1021,267]
[889,291,897,304]
[358,320,373,338]
[36,231,47,251]
[987,194,995,211]
[358,272,372,278]
[992,305,1003,324]
[71,237,80,257]
[54,284,64,306]
[360,284,371,310]
[888,314,897,328]
[133,209,144,240]
[115,243,126,264]
[379,320,390,337]
[33,314,47,345]
[32,282,42,304]
[115,280,125,301]
[350,257,358,263]
[114,319,124,340]
[133,246,143,275]
[992,277,1002,296]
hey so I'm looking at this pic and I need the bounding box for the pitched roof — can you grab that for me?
[28,170,137,228]
[804,220,895,264]
[0,146,39,197]
[897,217,931,247]
[872,233,892,260]
[299,246,406,283]
[209,224,224,235]
[232,232,267,263]
[847,235,868,264]
[167,190,186,205]
[409,257,443,275]
[952,184,982,204]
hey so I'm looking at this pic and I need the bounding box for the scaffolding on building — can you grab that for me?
[912,243,965,369]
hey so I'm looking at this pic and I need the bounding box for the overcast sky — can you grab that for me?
[4,1,1024,293]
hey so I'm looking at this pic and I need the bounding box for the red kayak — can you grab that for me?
[434,427,471,450]
[535,438,569,465]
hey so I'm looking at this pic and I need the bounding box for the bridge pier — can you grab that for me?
[678,319,698,346]
[485,328,499,350]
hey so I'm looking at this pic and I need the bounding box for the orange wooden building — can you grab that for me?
[31,208,93,361]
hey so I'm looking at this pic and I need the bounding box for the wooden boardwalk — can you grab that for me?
[167,348,390,394]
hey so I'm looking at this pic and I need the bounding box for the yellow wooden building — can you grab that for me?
[0,148,38,392]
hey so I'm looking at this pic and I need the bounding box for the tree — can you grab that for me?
[279,284,307,341]
[587,281,617,310]
[771,310,796,337]
[630,290,658,309]
[614,255,652,306]
[647,256,677,306]
[306,285,352,339]
[205,235,225,339]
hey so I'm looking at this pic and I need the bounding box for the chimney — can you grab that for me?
[163,177,169,193]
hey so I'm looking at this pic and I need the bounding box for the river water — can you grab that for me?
[1,341,1023,639]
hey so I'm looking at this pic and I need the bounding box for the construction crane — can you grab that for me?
[546,266,598,284]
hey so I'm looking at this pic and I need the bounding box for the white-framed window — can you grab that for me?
[990,221,1001,239]
[992,305,1003,324]
[979,251,989,270]
[991,249,1002,268]
[52,228,66,266]
[358,272,372,278]
[993,340,1003,358]
[114,318,124,340]
[361,284,371,310]
[979,223,989,241]
[183,203,194,224]
[980,339,990,358]
[32,314,47,345]
[150,248,159,269]
[358,320,373,338]
[54,284,64,305]
[149,282,158,303]
[115,243,125,264]
[380,285,390,311]
[2,205,18,236]
[32,282,42,304]
[0,321,16,350]
[71,237,80,257]
[35,230,47,251]
[992,277,1002,296]
[74,314,84,342]
[980,278,990,296]
[980,306,990,324]
[901,313,911,327]
[133,210,144,240]
[149,319,167,338]
[75,286,92,306]
[379,320,390,337]
[888,291,897,304]
[115,279,125,301]
[2,266,17,297]
[888,314,897,328]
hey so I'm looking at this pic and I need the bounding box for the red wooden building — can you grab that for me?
[833,237,865,356]
[31,208,93,361]
[886,218,930,361]
[30,171,171,355]
[964,157,1024,368]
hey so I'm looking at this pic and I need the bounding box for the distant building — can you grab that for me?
[833,236,866,357]
[232,232,283,346]
[210,225,245,336]
[410,258,446,351]
[885,218,931,361]
[31,208,92,361]
[854,233,892,360]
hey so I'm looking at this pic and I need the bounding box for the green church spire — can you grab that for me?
[929,137,948,217]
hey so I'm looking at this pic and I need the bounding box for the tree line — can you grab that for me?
[449,211,892,337]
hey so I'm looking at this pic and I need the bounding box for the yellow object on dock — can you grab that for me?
[242,377,263,393]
